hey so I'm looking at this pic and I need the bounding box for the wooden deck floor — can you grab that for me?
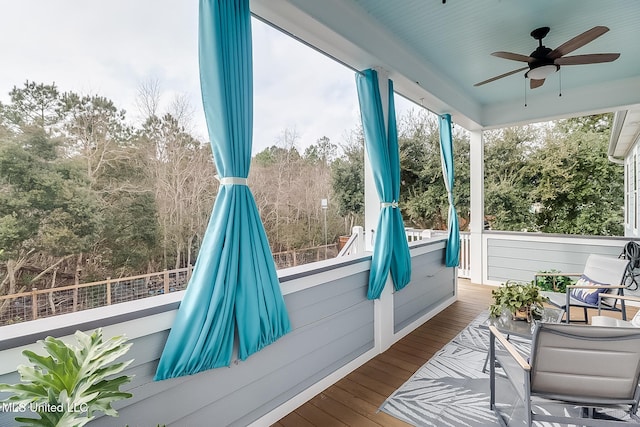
[273,279,493,427]
[273,280,640,427]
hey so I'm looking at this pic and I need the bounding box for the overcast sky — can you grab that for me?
[0,0,414,154]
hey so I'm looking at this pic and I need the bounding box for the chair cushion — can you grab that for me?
[569,274,608,305]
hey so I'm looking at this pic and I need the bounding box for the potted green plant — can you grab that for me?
[489,280,547,322]
[0,328,133,427]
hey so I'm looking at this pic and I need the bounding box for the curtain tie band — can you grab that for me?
[380,201,399,209]
[216,176,248,185]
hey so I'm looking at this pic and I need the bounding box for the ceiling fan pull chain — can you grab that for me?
[558,68,562,97]
[524,77,527,107]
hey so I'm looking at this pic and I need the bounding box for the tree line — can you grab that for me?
[0,81,623,297]
[483,114,622,234]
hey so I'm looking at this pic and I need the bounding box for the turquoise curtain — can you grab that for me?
[438,114,460,267]
[356,69,411,299]
[155,0,290,380]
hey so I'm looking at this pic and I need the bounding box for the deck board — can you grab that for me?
[273,279,490,427]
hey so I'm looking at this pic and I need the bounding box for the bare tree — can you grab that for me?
[135,77,162,120]
[251,128,340,253]
[60,93,131,186]
[169,93,196,134]
[139,91,217,270]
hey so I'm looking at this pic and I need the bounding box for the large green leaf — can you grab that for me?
[0,328,133,427]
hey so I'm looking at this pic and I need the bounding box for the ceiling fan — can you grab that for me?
[474,26,620,89]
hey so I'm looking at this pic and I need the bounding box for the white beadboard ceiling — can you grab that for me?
[252,0,640,138]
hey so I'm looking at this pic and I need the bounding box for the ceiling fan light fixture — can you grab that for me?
[475,26,619,89]
[525,64,559,80]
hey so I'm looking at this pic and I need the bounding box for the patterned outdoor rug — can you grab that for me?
[379,311,636,426]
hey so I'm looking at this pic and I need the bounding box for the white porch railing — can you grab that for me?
[406,229,471,278]
[458,232,471,278]
[337,226,365,257]
[337,226,471,278]
[339,228,632,290]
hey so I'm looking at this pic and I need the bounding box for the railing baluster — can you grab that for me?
[106,277,112,305]
[73,269,79,312]
[31,288,38,320]
[163,270,170,294]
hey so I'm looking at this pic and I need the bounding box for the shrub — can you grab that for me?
[535,270,573,292]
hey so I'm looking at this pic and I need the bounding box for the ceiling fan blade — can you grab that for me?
[492,51,533,62]
[530,79,545,89]
[555,53,620,65]
[549,26,609,59]
[474,67,529,87]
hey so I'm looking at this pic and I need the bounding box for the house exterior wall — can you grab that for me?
[0,239,454,427]
[625,146,640,237]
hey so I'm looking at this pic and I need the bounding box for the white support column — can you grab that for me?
[469,129,485,284]
[376,277,394,352]
[361,67,395,352]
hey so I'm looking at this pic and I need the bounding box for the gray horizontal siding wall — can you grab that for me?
[486,233,632,284]
[1,241,454,427]
[394,240,455,332]
[1,263,374,427]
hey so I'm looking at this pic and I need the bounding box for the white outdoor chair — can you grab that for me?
[592,294,640,327]
[489,323,640,426]
[539,254,630,323]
